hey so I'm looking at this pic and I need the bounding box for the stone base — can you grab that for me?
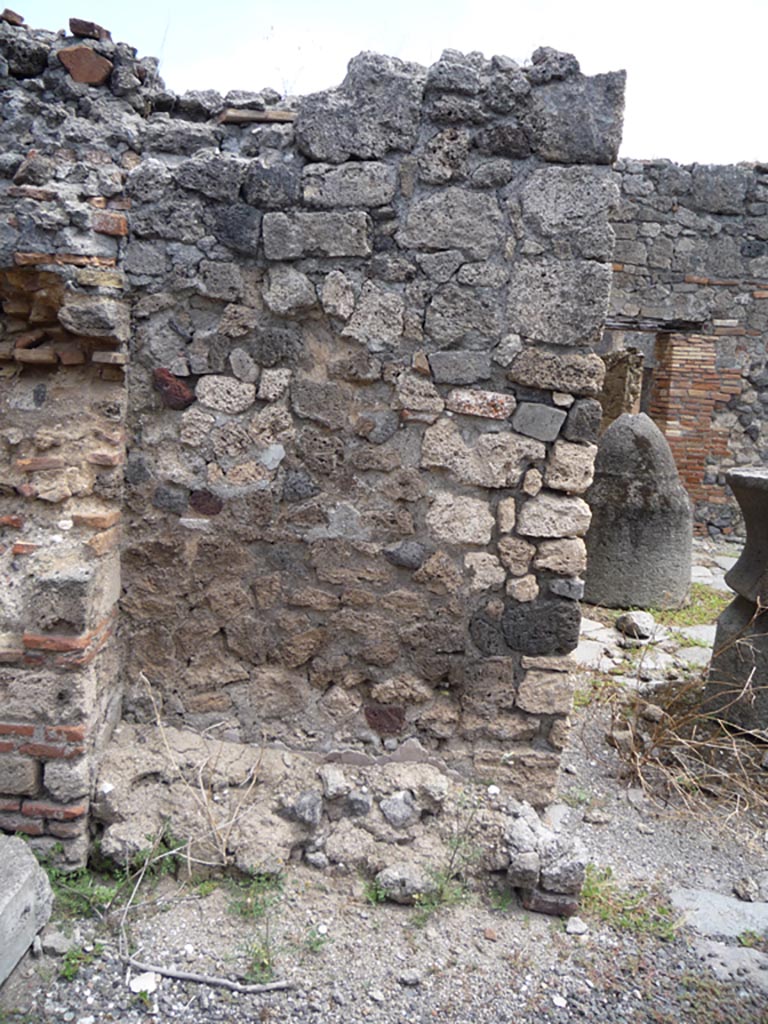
[704,596,768,733]
[0,835,53,986]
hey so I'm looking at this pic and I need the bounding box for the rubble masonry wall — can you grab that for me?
[0,17,626,862]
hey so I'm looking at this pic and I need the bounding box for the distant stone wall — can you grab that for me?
[607,159,768,534]
[0,14,624,861]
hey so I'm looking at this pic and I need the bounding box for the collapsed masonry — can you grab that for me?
[0,16,625,866]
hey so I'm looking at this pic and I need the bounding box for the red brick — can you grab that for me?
[18,742,84,760]
[0,741,14,754]
[15,455,66,472]
[70,508,121,529]
[86,450,123,467]
[0,723,35,737]
[0,813,43,836]
[0,798,21,812]
[22,800,88,821]
[45,724,86,743]
[57,45,113,86]
[12,542,39,555]
[23,631,92,653]
[0,515,24,529]
[92,210,128,237]
[1,10,25,27]
[48,819,88,839]
[86,526,120,556]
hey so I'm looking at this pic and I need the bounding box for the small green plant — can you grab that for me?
[738,929,768,952]
[561,786,590,808]
[411,870,467,927]
[654,583,730,628]
[580,864,677,941]
[304,925,330,954]
[243,934,276,984]
[58,943,103,981]
[195,878,220,898]
[43,863,123,920]
[363,877,387,905]
[228,873,282,919]
[573,675,618,709]
[487,881,516,913]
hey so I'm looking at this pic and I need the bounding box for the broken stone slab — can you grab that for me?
[670,887,768,938]
[693,938,768,996]
[0,835,53,986]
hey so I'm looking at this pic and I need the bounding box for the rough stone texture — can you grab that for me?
[0,835,53,985]
[0,25,624,851]
[584,413,692,608]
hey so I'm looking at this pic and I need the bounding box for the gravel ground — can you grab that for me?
[2,538,767,1024]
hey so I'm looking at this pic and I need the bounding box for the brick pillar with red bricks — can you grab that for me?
[0,267,128,867]
[648,333,742,534]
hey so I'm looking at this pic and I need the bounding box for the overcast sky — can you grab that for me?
[23,0,767,164]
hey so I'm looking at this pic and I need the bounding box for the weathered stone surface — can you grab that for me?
[421,418,544,489]
[342,283,404,350]
[374,862,437,904]
[512,402,566,442]
[175,152,245,201]
[513,165,618,260]
[398,188,504,259]
[426,492,494,545]
[242,157,302,209]
[506,574,539,602]
[196,375,256,414]
[534,538,587,575]
[465,552,506,592]
[263,265,317,316]
[0,836,53,986]
[58,296,129,341]
[497,497,517,534]
[428,351,492,384]
[303,161,397,207]
[517,492,592,538]
[584,414,692,608]
[446,388,516,419]
[321,270,356,319]
[263,211,372,259]
[563,398,602,443]
[507,258,612,346]
[529,71,626,165]
[502,597,581,656]
[417,127,471,183]
[516,669,574,714]
[498,536,535,576]
[295,52,425,163]
[508,348,605,397]
[544,440,597,494]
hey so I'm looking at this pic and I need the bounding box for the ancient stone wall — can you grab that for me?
[607,159,768,534]
[0,15,624,860]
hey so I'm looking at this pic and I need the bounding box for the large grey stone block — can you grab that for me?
[0,836,53,986]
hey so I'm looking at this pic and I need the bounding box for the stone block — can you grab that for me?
[302,161,397,207]
[341,283,404,351]
[502,597,581,656]
[426,283,503,347]
[426,492,494,545]
[295,52,425,163]
[544,440,597,494]
[498,536,535,575]
[242,156,303,209]
[263,211,372,259]
[507,258,612,347]
[174,152,245,202]
[196,375,256,414]
[0,835,53,986]
[515,165,618,261]
[517,492,592,538]
[0,753,40,796]
[57,44,112,85]
[263,265,316,317]
[465,552,506,592]
[508,348,605,396]
[563,398,602,443]
[398,187,504,259]
[58,296,129,342]
[29,553,119,635]
[533,538,587,575]
[428,351,492,384]
[512,402,567,442]
[529,71,626,165]
[421,418,544,489]
[516,670,575,714]
[43,758,90,802]
[446,388,516,419]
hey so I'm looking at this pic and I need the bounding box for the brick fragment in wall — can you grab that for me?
[57,45,113,86]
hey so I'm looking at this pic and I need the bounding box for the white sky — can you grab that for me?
[22,0,768,164]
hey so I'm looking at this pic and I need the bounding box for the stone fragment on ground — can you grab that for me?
[0,835,53,986]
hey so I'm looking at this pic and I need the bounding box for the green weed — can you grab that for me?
[228,873,282,920]
[58,943,103,981]
[580,864,678,941]
[363,877,387,906]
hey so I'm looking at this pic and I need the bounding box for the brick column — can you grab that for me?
[648,333,741,529]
